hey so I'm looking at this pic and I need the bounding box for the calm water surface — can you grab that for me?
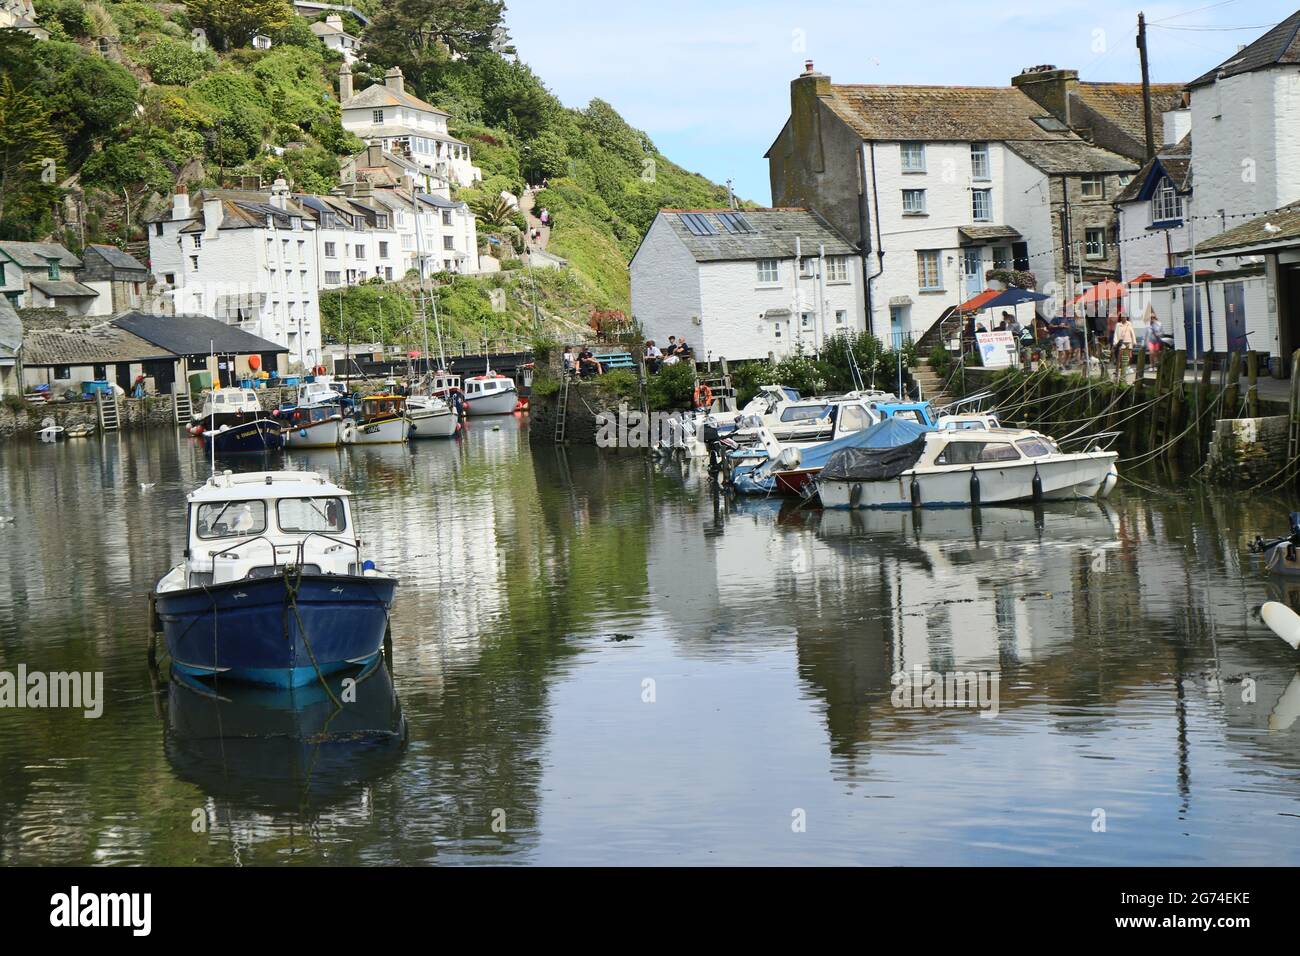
[1,420,1299,865]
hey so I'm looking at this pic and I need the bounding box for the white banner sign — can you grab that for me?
[976,331,1019,368]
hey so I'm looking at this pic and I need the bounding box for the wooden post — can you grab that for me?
[1148,350,1169,453]
[1164,350,1188,463]
[1247,350,1259,419]
[1223,351,1242,420]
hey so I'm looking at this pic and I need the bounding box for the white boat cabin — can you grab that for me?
[198,388,262,419]
[464,375,514,398]
[164,471,364,590]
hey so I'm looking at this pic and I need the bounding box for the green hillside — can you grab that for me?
[0,0,735,345]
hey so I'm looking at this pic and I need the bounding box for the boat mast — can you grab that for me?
[208,339,216,478]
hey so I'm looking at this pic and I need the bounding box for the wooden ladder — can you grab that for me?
[173,391,193,425]
[554,374,570,444]
[97,391,121,432]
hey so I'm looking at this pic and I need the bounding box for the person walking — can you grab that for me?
[1112,314,1137,382]
[1145,313,1165,369]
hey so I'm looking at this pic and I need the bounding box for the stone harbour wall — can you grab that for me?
[0,395,178,440]
[1205,416,1291,485]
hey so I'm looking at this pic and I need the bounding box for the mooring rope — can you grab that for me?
[285,565,343,710]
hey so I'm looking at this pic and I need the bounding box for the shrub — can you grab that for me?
[144,38,216,86]
[646,360,695,410]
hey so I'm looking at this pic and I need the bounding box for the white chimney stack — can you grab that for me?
[172,185,190,221]
[1161,108,1191,147]
[203,198,223,237]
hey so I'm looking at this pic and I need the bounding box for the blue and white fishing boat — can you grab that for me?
[151,470,398,688]
[191,387,284,454]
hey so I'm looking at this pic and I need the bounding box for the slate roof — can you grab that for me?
[21,324,170,367]
[1196,201,1300,255]
[84,243,148,273]
[0,294,21,359]
[657,208,857,262]
[178,191,310,232]
[1189,10,1300,88]
[959,225,1022,242]
[1070,82,1185,153]
[112,311,287,356]
[825,85,1080,142]
[350,124,466,145]
[29,279,98,299]
[1005,140,1138,175]
[342,83,450,118]
[1115,135,1193,204]
[0,241,81,269]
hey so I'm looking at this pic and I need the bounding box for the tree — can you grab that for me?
[184,0,294,50]
[365,0,505,84]
[0,76,65,239]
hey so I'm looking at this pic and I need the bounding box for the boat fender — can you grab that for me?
[969,467,981,506]
[910,476,921,509]
[850,483,863,508]
[1032,466,1043,504]
[299,429,308,438]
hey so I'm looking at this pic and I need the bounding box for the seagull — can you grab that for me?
[1264,222,1283,235]
[139,482,156,491]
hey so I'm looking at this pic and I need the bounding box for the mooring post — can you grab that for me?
[1165,350,1188,463]
[1246,351,1259,419]
[1288,349,1300,462]
[1224,351,1242,420]
[1147,352,1167,453]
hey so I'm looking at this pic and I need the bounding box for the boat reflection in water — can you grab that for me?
[164,656,407,814]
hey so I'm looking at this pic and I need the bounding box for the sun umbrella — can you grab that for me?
[1072,280,1127,305]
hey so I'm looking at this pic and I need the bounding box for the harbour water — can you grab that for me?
[1,421,1299,865]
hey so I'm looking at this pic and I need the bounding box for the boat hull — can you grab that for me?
[464,387,518,416]
[819,454,1119,509]
[348,415,409,444]
[283,416,345,449]
[202,419,284,454]
[408,407,459,438]
[155,571,397,688]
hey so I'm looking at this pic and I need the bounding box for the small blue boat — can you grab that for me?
[152,470,398,688]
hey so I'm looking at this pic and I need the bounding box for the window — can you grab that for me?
[401,234,413,250]
[378,242,389,258]
[354,244,366,259]
[1016,438,1054,457]
[54,365,71,380]
[190,256,199,270]
[801,312,813,329]
[991,245,1011,270]
[902,189,927,215]
[781,404,833,423]
[372,109,384,124]
[195,500,267,540]
[826,257,848,282]
[800,258,817,278]
[192,234,202,249]
[679,212,717,236]
[324,271,341,284]
[385,267,393,280]
[324,242,336,258]
[972,188,992,222]
[1085,227,1107,259]
[835,309,846,325]
[935,440,1020,465]
[900,142,926,172]
[1152,178,1183,223]
[839,405,872,432]
[48,260,60,280]
[970,143,990,180]
[442,211,453,225]
[917,250,942,291]
[717,212,754,234]
[164,273,175,285]
[1081,174,1105,198]
[277,497,346,534]
[756,259,779,284]
[155,222,163,237]
[443,236,455,250]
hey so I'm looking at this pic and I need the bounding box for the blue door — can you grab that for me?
[1182,286,1205,357]
[1224,281,1247,353]
[962,249,982,299]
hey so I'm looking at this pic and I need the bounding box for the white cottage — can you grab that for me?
[630,208,865,362]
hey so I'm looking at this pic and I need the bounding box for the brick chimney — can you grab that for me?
[789,62,831,174]
[338,61,352,101]
[384,66,404,95]
[172,184,190,221]
[1011,66,1079,127]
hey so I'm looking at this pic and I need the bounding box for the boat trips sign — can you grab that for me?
[976,331,1019,368]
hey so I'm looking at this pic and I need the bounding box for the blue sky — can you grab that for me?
[508,0,1299,203]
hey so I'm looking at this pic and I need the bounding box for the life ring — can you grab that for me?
[694,383,713,409]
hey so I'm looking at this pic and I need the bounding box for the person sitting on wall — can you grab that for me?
[644,340,663,374]
[578,347,603,377]
[671,336,691,361]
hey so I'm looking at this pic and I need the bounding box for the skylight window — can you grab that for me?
[717,212,753,234]
[1032,116,1068,132]
[679,213,717,236]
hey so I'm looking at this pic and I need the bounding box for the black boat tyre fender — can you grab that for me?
[969,467,981,506]
[910,476,921,509]
[1032,466,1043,504]
[850,483,863,508]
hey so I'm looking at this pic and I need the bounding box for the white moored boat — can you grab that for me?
[817,425,1119,509]
[463,373,518,415]
[405,394,459,438]
[347,395,410,445]
[281,402,347,448]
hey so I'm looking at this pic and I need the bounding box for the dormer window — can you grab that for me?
[1152,178,1183,223]
[47,260,60,280]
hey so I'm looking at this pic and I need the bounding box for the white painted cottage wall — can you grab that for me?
[630,216,702,351]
